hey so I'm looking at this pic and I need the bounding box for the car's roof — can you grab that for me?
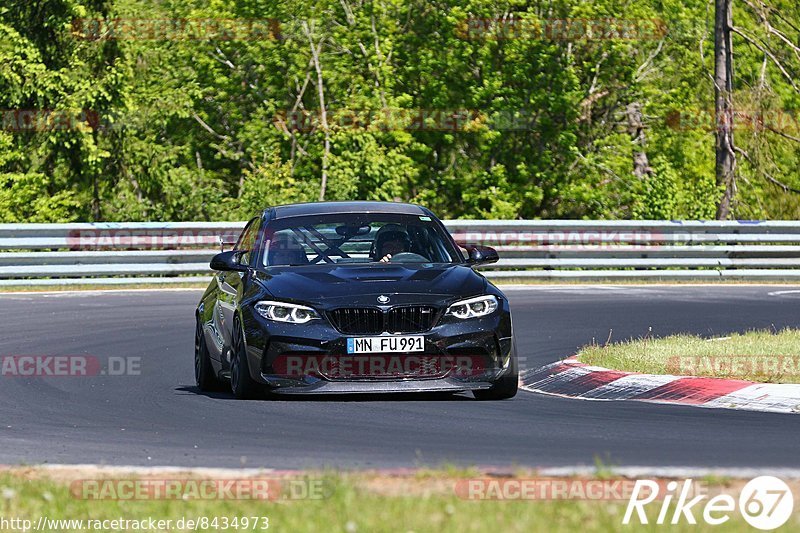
[268,201,431,220]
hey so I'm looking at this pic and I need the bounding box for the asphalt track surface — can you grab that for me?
[1,285,799,470]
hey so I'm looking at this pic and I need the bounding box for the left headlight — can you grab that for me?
[254,301,320,324]
[446,295,499,319]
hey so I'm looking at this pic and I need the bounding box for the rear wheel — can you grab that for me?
[230,320,261,400]
[473,345,518,401]
[195,319,221,391]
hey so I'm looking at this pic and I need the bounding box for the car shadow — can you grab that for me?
[175,385,475,402]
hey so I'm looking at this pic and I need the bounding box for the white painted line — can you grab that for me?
[500,283,800,290]
[538,466,800,479]
[16,463,800,480]
[499,285,628,291]
[0,287,205,297]
[31,464,279,476]
[768,289,800,296]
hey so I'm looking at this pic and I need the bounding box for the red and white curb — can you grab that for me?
[520,357,800,414]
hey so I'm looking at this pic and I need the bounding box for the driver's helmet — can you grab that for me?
[372,224,412,259]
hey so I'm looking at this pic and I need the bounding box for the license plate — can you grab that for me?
[346,335,424,354]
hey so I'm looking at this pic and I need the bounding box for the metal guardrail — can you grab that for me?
[3,220,800,284]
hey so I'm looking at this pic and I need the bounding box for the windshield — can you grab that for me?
[261,214,462,267]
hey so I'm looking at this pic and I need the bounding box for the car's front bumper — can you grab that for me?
[258,348,516,394]
[240,299,514,393]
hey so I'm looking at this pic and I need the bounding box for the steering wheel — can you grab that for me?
[389,252,428,263]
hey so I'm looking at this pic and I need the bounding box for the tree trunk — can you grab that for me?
[626,102,652,179]
[715,0,736,219]
[304,22,330,202]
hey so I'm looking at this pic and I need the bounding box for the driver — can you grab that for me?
[373,226,412,263]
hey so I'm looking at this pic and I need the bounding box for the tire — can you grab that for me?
[473,345,518,401]
[230,320,261,400]
[195,318,221,391]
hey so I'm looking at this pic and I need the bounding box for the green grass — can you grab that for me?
[0,471,789,532]
[579,329,800,383]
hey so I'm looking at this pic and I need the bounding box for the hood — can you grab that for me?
[253,263,487,307]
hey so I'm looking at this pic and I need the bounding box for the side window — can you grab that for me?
[235,217,261,266]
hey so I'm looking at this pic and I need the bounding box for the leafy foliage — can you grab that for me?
[1,0,799,221]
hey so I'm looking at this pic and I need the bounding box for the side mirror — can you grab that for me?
[465,244,499,266]
[210,250,247,272]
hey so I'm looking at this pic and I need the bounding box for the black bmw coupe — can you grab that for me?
[195,201,517,400]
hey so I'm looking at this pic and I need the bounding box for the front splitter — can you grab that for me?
[260,374,493,394]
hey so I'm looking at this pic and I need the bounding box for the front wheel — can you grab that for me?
[473,346,518,401]
[195,319,221,391]
[230,320,261,400]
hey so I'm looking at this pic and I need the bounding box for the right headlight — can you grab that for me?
[254,300,320,324]
[446,295,498,319]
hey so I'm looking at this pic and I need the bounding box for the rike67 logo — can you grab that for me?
[624,476,794,530]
